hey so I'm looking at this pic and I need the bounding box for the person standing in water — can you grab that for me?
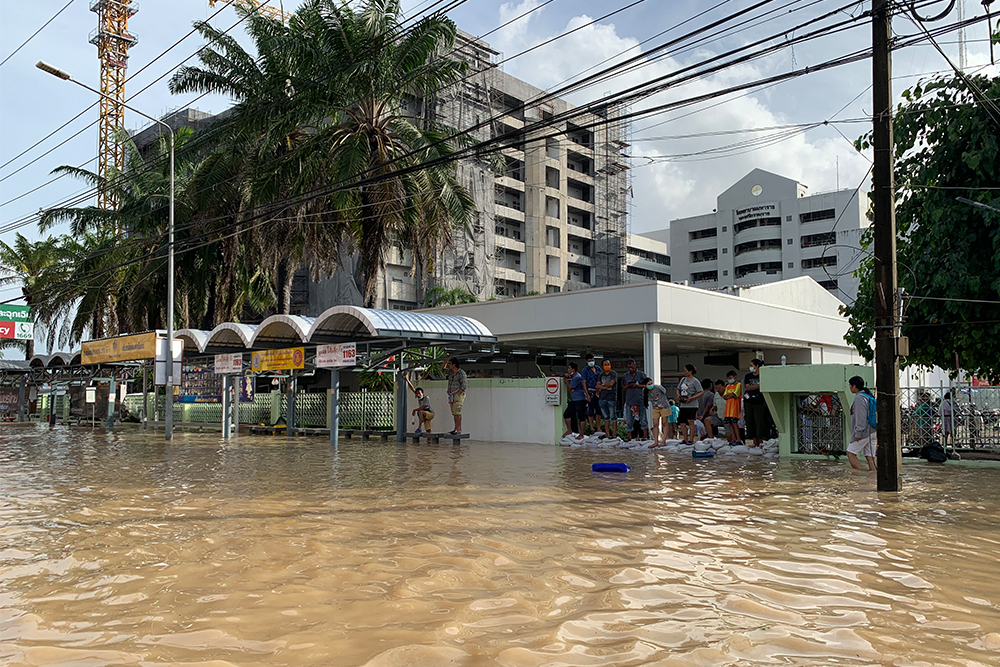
[848,375,877,472]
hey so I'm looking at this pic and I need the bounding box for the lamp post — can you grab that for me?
[37,60,177,441]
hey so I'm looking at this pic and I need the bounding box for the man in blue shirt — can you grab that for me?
[580,353,602,434]
[562,362,589,438]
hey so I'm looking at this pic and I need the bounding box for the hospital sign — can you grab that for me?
[0,305,33,340]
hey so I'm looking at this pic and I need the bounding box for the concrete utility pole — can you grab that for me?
[872,0,902,491]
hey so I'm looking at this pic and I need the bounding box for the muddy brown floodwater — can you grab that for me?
[1,427,999,666]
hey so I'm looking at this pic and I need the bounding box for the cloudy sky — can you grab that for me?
[1,0,996,266]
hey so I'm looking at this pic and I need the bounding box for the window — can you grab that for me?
[802,255,838,269]
[722,226,728,232]
[734,216,782,234]
[690,227,718,240]
[545,196,560,219]
[546,285,561,293]
[801,232,836,248]
[788,262,795,268]
[690,249,718,263]
[786,215,792,221]
[722,248,728,254]
[787,238,793,245]
[691,270,718,283]
[818,279,838,291]
[723,270,728,276]
[800,209,836,223]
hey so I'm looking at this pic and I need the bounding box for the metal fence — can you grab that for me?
[795,393,845,454]
[901,386,1000,450]
[340,389,395,430]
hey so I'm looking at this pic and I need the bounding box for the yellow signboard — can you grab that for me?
[250,347,305,372]
[81,332,158,365]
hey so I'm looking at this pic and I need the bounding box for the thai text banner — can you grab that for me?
[81,332,158,365]
[250,347,305,372]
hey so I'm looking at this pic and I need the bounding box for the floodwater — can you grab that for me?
[1,428,999,667]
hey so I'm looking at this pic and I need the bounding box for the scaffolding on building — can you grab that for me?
[594,103,631,287]
[429,31,502,303]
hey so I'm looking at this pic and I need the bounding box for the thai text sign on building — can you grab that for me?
[82,332,157,365]
[250,347,305,372]
[214,353,243,375]
[0,305,33,340]
[316,342,356,368]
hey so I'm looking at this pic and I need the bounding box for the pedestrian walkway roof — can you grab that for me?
[174,306,496,355]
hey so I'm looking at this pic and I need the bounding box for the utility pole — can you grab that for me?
[872,0,902,491]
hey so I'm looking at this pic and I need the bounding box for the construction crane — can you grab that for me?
[208,0,291,23]
[90,0,138,210]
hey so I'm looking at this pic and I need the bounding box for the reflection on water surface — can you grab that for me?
[1,427,999,666]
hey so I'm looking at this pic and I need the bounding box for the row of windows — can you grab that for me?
[800,209,836,223]
[626,246,670,265]
[734,238,782,256]
[734,217,782,234]
[691,249,718,263]
[735,261,782,279]
[627,266,671,281]
[690,227,718,240]
[801,255,837,269]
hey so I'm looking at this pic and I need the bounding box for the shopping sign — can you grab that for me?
[316,342,356,368]
[214,352,243,375]
[545,377,561,405]
[250,347,305,372]
[0,305,33,340]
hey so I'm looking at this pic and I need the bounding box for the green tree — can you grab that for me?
[424,285,478,307]
[844,70,1000,379]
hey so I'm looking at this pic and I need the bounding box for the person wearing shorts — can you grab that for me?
[721,370,743,444]
[621,359,649,441]
[597,360,618,437]
[667,400,679,439]
[562,362,588,438]
[646,377,671,446]
[676,364,704,443]
[445,355,467,435]
[848,375,877,472]
[581,353,602,434]
[405,377,435,433]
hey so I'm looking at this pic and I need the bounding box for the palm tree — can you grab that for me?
[0,233,62,359]
[424,285,477,307]
[171,0,475,309]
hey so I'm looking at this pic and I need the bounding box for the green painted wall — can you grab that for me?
[760,364,875,458]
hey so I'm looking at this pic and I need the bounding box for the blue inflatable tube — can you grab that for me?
[692,450,714,458]
[592,462,631,472]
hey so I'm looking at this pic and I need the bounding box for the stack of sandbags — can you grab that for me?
[762,437,780,458]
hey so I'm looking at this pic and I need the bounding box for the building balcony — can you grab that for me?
[496,235,526,253]
[496,175,525,191]
[732,246,781,263]
[502,115,525,130]
[564,223,593,239]
[733,222,782,243]
[495,203,525,222]
[566,252,593,267]
[687,235,719,250]
[566,196,594,212]
[495,266,526,282]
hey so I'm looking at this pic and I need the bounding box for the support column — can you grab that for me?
[17,375,26,422]
[48,386,56,428]
[287,377,297,437]
[221,375,232,439]
[329,369,340,448]
[107,377,117,429]
[232,377,241,437]
[872,0,901,491]
[396,369,406,443]
[142,363,149,429]
[643,323,661,383]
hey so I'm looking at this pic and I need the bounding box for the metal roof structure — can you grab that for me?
[154,307,495,356]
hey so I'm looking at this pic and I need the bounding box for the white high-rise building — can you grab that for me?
[642,168,868,304]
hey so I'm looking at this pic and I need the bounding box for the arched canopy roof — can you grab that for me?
[204,323,257,354]
[29,355,48,368]
[176,329,210,354]
[249,315,315,349]
[308,306,496,344]
[70,352,82,366]
[47,353,70,367]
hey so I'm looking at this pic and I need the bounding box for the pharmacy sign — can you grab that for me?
[0,305,32,340]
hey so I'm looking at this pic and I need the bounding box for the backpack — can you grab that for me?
[864,392,877,428]
[920,441,948,463]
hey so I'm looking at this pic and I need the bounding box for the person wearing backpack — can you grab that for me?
[848,376,878,472]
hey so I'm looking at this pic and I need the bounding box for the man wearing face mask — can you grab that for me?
[581,353,602,435]
[744,358,772,447]
[596,359,618,438]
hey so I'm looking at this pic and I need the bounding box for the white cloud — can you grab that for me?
[492,6,872,234]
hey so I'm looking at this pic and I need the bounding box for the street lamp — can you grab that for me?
[37,60,177,441]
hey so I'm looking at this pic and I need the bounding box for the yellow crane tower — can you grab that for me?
[208,0,290,22]
[90,0,138,210]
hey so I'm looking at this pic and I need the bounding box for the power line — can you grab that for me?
[0,0,76,69]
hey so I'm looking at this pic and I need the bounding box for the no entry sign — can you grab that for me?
[545,377,561,405]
